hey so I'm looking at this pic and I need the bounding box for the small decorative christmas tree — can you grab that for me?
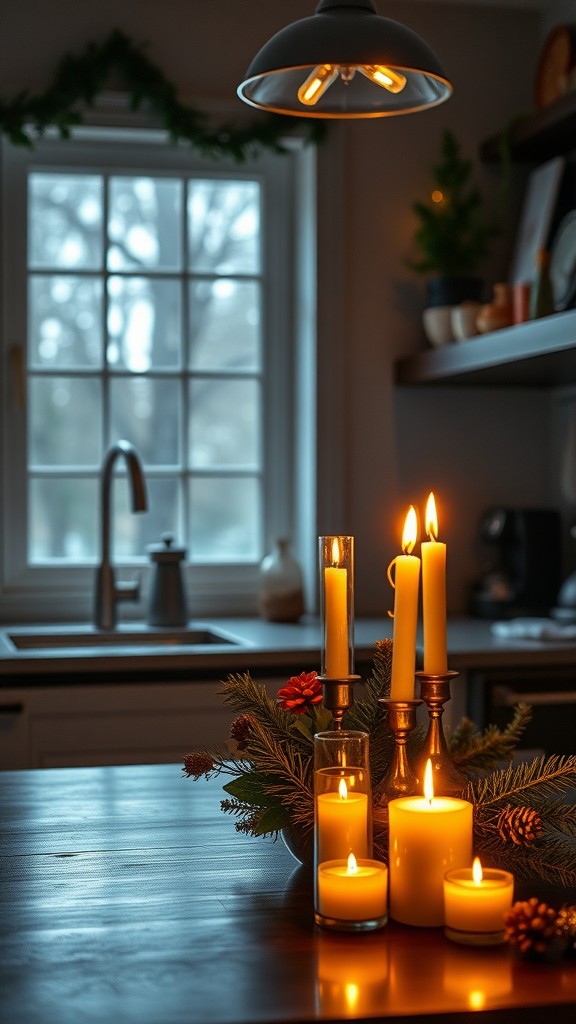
[408,130,498,279]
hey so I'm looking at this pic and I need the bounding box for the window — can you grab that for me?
[1,131,316,621]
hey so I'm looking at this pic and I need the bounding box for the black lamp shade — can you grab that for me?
[237,0,452,118]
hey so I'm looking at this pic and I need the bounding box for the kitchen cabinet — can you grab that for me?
[396,91,576,388]
[0,677,286,769]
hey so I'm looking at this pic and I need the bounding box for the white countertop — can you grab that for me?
[1,616,576,681]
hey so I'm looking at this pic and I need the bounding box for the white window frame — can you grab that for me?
[0,128,317,623]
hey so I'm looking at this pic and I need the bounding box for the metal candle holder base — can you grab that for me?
[375,698,423,803]
[318,675,360,729]
[416,670,468,796]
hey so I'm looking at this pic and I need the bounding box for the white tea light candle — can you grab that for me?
[444,858,514,945]
[317,853,388,930]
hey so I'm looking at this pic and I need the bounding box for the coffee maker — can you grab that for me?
[470,507,562,619]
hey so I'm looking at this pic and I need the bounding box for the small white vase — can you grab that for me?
[258,538,304,623]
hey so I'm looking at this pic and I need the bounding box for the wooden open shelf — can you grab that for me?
[394,309,576,387]
[480,89,576,164]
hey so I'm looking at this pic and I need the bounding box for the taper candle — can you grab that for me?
[421,492,447,675]
[389,506,420,701]
[323,537,350,678]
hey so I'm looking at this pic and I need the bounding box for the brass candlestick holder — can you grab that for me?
[318,675,360,729]
[416,670,467,796]
[375,698,423,803]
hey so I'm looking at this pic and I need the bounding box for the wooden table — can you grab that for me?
[1,764,575,1024]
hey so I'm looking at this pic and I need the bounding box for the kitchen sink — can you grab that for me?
[5,624,245,651]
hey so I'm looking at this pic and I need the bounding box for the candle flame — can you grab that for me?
[338,778,348,800]
[472,856,483,885]
[331,536,342,567]
[347,852,358,874]
[425,492,438,541]
[423,758,434,803]
[401,505,418,554]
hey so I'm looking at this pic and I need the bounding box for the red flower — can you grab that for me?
[277,671,322,716]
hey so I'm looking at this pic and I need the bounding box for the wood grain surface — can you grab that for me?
[1,763,575,1024]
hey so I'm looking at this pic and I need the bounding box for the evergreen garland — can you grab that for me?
[0,29,325,160]
[183,653,576,885]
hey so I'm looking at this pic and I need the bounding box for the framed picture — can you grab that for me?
[509,156,567,285]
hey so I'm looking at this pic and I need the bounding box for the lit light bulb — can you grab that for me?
[298,64,339,105]
[358,65,407,94]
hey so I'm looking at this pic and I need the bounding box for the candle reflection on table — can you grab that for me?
[314,933,389,1018]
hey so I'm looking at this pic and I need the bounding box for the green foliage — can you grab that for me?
[469,755,576,887]
[408,129,498,277]
[0,29,324,160]
[449,703,533,775]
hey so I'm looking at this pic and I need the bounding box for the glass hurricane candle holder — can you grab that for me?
[314,730,380,931]
[319,535,354,679]
[443,862,514,945]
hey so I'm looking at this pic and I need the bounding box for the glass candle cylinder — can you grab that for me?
[319,535,354,679]
[314,730,381,931]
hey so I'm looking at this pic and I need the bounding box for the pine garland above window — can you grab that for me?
[0,28,325,160]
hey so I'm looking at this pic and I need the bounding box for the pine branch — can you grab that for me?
[345,639,394,787]
[220,673,312,751]
[467,754,576,808]
[449,703,532,774]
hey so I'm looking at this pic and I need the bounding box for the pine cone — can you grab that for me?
[504,898,566,961]
[497,804,544,846]
[557,905,576,956]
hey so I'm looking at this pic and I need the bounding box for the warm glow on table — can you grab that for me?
[388,760,473,926]
[317,852,388,922]
[443,857,514,944]
[324,538,349,678]
[389,506,421,700]
[421,492,448,675]
[316,777,369,863]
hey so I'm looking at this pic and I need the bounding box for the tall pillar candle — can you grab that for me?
[388,760,473,926]
[388,506,421,700]
[421,492,447,675]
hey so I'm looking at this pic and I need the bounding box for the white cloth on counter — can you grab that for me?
[491,618,576,641]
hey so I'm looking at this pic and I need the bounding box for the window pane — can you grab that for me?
[140,478,182,551]
[189,379,260,467]
[110,377,181,466]
[109,475,178,559]
[188,477,260,562]
[188,180,260,274]
[29,477,98,562]
[107,276,182,370]
[189,280,261,371]
[29,377,101,466]
[108,177,182,272]
[29,275,103,368]
[29,173,103,270]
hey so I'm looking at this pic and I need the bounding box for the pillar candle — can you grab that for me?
[316,778,369,862]
[324,538,349,677]
[317,854,388,922]
[443,858,514,944]
[388,761,473,926]
[389,506,420,700]
[421,492,447,675]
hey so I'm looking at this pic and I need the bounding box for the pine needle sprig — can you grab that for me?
[474,821,576,888]
[345,639,396,786]
[449,703,533,775]
[242,716,314,831]
[220,672,312,751]
[466,754,576,808]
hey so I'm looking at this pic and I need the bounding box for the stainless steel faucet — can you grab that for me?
[94,440,148,629]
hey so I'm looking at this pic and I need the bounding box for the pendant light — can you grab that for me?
[237,0,452,119]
